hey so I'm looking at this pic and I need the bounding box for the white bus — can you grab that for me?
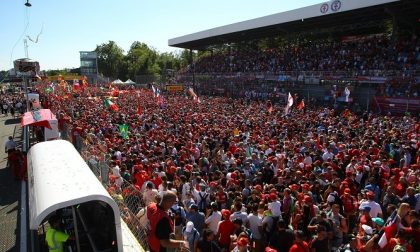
[27,140,144,252]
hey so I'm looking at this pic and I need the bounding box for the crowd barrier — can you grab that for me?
[61,123,150,251]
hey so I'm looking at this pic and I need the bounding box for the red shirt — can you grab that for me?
[218,220,235,246]
[289,241,309,252]
[216,192,227,204]
[151,176,162,189]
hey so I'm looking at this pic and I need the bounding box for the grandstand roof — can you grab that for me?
[168,0,419,50]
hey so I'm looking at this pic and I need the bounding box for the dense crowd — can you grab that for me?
[183,36,420,77]
[39,85,420,252]
[0,92,26,117]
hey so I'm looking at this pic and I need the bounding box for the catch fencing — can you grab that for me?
[61,124,150,251]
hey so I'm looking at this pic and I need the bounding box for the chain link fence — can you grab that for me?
[60,123,150,251]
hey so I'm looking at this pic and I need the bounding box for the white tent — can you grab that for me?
[124,79,136,84]
[112,79,124,84]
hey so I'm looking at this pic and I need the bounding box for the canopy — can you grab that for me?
[21,109,56,129]
[27,140,123,250]
[112,79,123,84]
[124,79,136,84]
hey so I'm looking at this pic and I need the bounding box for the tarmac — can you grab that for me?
[0,113,24,252]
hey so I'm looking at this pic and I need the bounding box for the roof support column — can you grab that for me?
[189,49,195,90]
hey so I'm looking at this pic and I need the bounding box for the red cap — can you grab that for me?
[289,184,299,191]
[269,193,277,200]
[265,248,278,252]
[367,191,375,198]
[303,195,312,203]
[237,237,249,246]
[344,188,351,194]
[221,209,231,217]
[302,183,310,190]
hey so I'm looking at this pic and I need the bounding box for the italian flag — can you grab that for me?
[104,98,119,111]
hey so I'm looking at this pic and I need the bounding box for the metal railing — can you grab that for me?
[60,124,149,250]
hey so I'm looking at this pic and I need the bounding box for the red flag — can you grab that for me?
[104,98,119,112]
[297,100,305,110]
[378,210,399,249]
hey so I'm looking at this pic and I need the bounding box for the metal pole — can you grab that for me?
[72,206,81,252]
[190,49,195,91]
[24,77,30,111]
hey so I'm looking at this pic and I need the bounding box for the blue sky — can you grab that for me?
[0,0,324,71]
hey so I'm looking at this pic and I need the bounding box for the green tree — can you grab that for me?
[95,41,125,79]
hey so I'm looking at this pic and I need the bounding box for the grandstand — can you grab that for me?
[168,0,420,115]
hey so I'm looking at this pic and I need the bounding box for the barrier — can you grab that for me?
[60,122,150,251]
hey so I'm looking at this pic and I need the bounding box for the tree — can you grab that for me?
[95,41,125,79]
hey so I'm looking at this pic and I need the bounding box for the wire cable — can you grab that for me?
[0,1,31,83]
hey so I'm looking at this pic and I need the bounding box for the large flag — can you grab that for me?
[378,210,400,249]
[297,99,305,110]
[118,124,129,140]
[104,98,119,111]
[344,86,351,102]
[284,92,294,115]
[152,85,160,98]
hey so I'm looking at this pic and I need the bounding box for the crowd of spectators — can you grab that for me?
[40,84,420,252]
[182,36,420,78]
[0,92,26,117]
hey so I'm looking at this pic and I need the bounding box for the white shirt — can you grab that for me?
[268,200,282,218]
[247,213,263,240]
[114,151,122,161]
[5,139,16,151]
[230,211,249,225]
[111,165,123,187]
[143,189,158,206]
[322,151,334,161]
[205,211,222,235]
[359,200,382,218]
[303,156,313,165]
[181,183,191,201]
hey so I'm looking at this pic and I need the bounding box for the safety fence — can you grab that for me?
[61,124,150,251]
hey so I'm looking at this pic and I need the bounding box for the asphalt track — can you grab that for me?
[0,114,23,252]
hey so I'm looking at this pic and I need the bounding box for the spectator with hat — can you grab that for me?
[217,209,235,251]
[359,191,383,218]
[182,221,200,252]
[232,236,250,252]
